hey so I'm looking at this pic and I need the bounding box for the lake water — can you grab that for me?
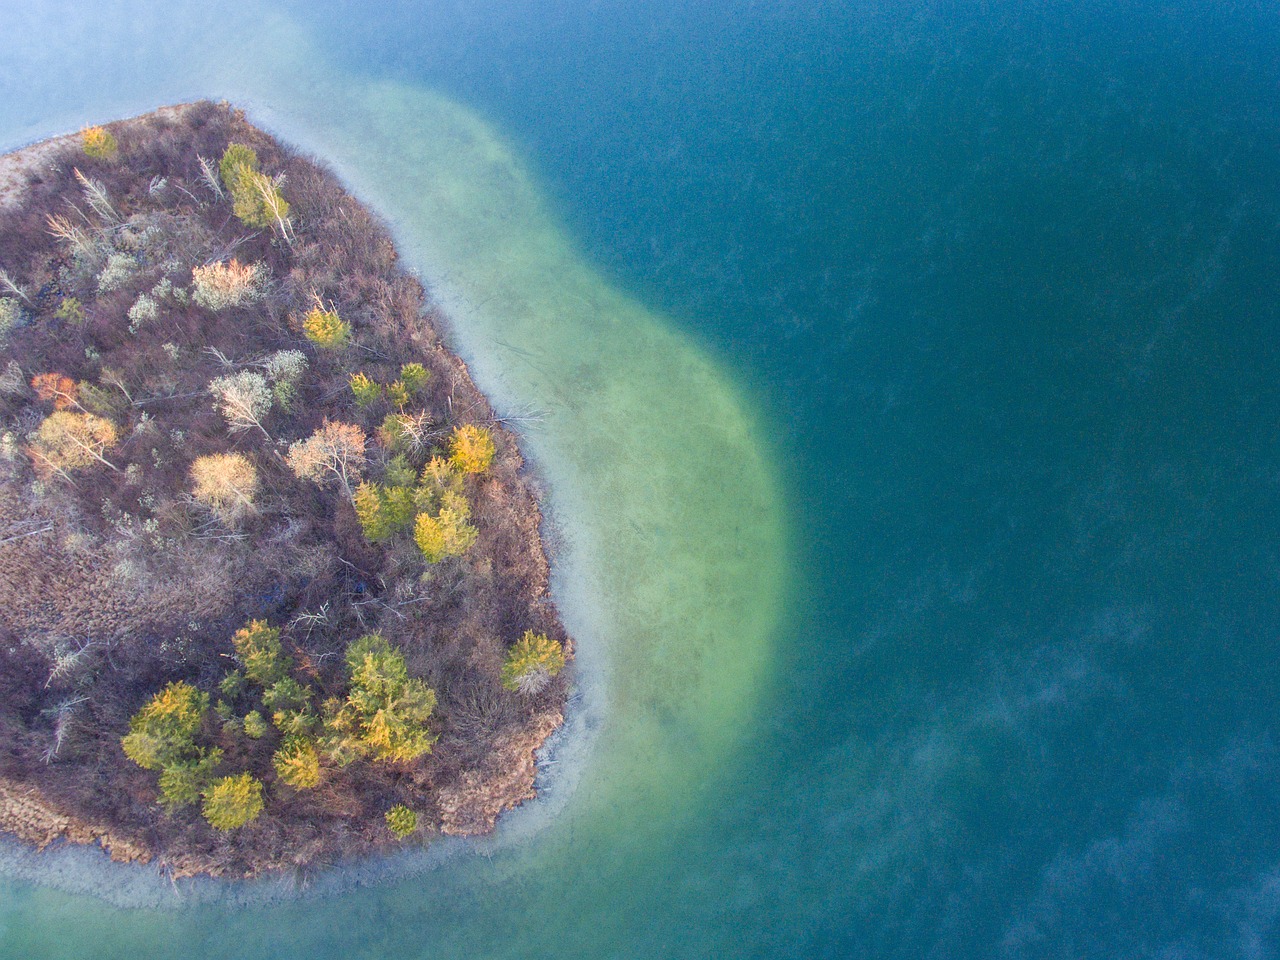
[2,1,1280,957]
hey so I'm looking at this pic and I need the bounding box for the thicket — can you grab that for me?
[0,102,569,873]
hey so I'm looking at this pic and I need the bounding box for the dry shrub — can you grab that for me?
[191,259,264,311]
[190,453,258,522]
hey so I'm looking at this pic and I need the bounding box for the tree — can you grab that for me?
[500,631,567,695]
[411,458,466,525]
[231,619,291,686]
[121,681,209,771]
[379,411,433,458]
[218,143,289,233]
[31,373,79,410]
[286,420,366,494]
[302,305,350,348]
[353,481,416,543]
[398,362,430,395]
[349,372,382,407]
[29,411,119,474]
[385,804,417,838]
[448,424,496,475]
[202,773,265,829]
[209,371,272,437]
[324,634,436,764]
[218,143,259,192]
[414,501,477,563]
[190,453,258,522]
[157,749,223,812]
[81,126,118,160]
[273,736,322,790]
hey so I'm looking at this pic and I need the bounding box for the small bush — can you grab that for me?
[385,804,417,838]
[501,631,567,695]
[97,253,136,292]
[127,294,159,333]
[191,259,263,311]
[302,306,350,349]
[449,424,496,475]
[81,126,118,160]
[190,452,258,522]
[202,773,265,830]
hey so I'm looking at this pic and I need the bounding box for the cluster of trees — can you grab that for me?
[124,620,433,830]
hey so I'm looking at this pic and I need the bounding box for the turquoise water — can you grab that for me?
[3,0,1280,956]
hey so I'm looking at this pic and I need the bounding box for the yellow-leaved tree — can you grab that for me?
[500,631,567,695]
[29,411,118,474]
[448,424,496,475]
[324,634,436,764]
[202,772,265,829]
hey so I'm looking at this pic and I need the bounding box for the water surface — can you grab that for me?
[3,0,1280,956]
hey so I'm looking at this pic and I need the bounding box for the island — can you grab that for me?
[0,101,571,878]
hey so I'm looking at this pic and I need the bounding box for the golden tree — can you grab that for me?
[324,634,436,764]
[29,411,118,474]
[81,126,118,160]
[448,424,496,475]
[353,481,416,543]
[190,453,259,522]
[413,503,478,563]
[273,736,322,790]
[120,682,209,771]
[500,631,567,695]
[202,773,265,830]
[302,306,350,348]
[349,372,382,407]
[231,619,291,686]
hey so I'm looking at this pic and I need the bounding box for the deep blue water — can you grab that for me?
[5,0,1280,956]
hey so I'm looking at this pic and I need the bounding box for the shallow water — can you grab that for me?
[3,0,1280,956]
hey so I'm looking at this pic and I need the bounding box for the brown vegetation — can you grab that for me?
[0,102,570,878]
